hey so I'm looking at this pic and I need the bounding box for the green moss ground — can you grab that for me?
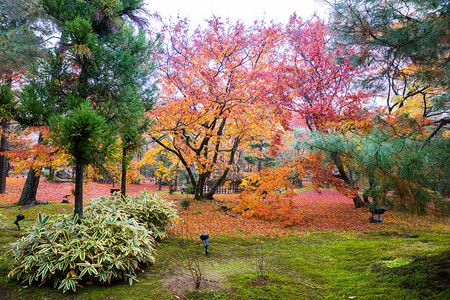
[0,202,448,299]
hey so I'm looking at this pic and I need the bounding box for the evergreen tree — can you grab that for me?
[17,0,152,216]
[307,118,449,214]
[0,0,48,84]
[0,84,15,193]
[319,0,449,213]
[0,0,49,193]
[94,26,158,196]
[326,0,449,122]
[49,102,113,216]
[15,50,76,205]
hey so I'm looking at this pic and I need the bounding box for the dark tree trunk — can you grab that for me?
[351,194,364,208]
[121,147,127,196]
[204,168,230,200]
[47,166,55,182]
[257,143,263,172]
[0,77,13,193]
[363,178,374,205]
[174,175,178,191]
[158,177,162,190]
[17,132,44,205]
[363,194,370,204]
[17,166,41,205]
[74,164,84,218]
[194,173,208,200]
[204,139,239,200]
[335,156,364,208]
[0,121,9,194]
[174,164,179,190]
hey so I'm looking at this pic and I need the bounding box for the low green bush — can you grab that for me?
[180,199,191,209]
[8,212,155,292]
[86,190,178,240]
[185,184,195,194]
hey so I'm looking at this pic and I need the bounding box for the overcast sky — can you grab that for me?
[145,0,330,26]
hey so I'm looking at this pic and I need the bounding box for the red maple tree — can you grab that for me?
[283,14,371,132]
[150,17,288,200]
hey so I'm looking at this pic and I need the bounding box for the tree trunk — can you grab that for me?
[363,178,374,205]
[257,144,263,172]
[17,167,41,205]
[205,168,230,200]
[74,164,84,218]
[194,173,208,200]
[158,177,162,190]
[47,166,55,182]
[204,140,239,200]
[174,175,178,191]
[334,156,364,208]
[0,77,13,194]
[352,194,364,208]
[0,121,9,194]
[17,132,44,205]
[121,147,127,196]
[174,164,179,190]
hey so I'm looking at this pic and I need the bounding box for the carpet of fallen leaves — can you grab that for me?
[168,190,449,238]
[1,177,448,238]
[0,177,164,205]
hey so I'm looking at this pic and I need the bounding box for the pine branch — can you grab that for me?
[419,117,450,150]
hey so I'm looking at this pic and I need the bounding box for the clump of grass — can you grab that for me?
[180,199,191,210]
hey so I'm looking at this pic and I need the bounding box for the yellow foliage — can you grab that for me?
[140,143,179,181]
[97,142,142,184]
[443,130,450,138]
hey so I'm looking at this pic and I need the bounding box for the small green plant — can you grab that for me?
[254,245,268,285]
[160,219,205,291]
[86,190,178,240]
[181,199,191,210]
[185,184,195,194]
[8,212,155,293]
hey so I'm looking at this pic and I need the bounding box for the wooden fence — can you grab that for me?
[203,181,243,194]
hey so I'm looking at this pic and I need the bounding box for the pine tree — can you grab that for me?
[326,0,448,122]
[319,0,450,213]
[94,26,158,196]
[17,0,153,216]
[0,0,48,193]
[0,84,15,193]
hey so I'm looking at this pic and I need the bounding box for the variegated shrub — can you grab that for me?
[86,191,178,240]
[8,212,155,293]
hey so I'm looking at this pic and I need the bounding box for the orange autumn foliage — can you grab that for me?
[235,167,303,226]
[296,152,357,198]
[6,127,69,176]
[168,191,448,238]
[248,192,302,226]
